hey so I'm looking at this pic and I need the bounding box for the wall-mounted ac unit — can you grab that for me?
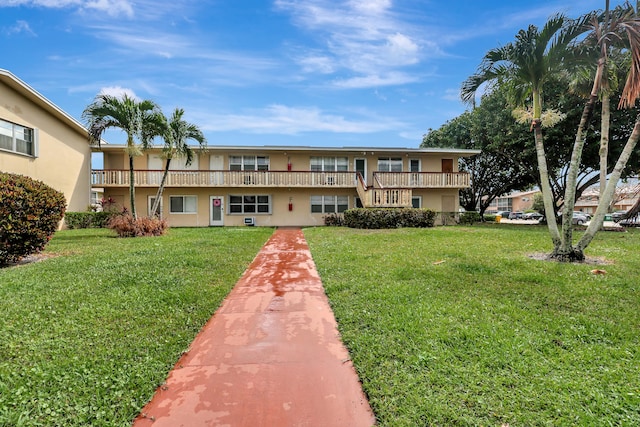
[244,217,255,226]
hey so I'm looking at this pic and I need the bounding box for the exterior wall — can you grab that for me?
[0,76,91,212]
[97,147,473,227]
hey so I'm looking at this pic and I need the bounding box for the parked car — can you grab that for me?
[523,212,543,220]
[572,212,588,225]
[611,210,627,222]
[509,211,524,219]
[496,211,511,219]
[618,215,640,227]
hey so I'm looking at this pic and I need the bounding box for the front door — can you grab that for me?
[210,196,224,226]
[442,159,454,173]
[355,158,366,184]
[410,159,420,185]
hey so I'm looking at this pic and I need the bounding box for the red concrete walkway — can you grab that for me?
[132,227,375,427]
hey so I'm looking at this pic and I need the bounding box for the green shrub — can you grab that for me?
[483,214,497,222]
[108,214,168,237]
[459,211,482,225]
[0,172,66,265]
[65,211,113,229]
[323,213,344,226]
[343,208,436,229]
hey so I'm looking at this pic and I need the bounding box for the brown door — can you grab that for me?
[441,159,453,173]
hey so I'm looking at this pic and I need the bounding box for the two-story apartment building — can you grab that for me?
[92,145,480,227]
[0,69,92,212]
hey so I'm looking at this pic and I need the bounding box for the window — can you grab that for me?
[229,155,269,171]
[149,196,163,217]
[411,196,422,209]
[377,157,402,172]
[311,195,349,213]
[169,196,197,213]
[229,195,271,214]
[310,156,348,171]
[0,119,37,156]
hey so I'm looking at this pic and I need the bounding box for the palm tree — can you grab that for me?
[83,94,166,219]
[461,14,590,252]
[150,108,207,217]
[576,1,640,253]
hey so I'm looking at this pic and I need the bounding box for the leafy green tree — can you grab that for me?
[83,94,166,219]
[150,108,207,217]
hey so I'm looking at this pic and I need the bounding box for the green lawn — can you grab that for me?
[0,227,273,427]
[304,225,640,426]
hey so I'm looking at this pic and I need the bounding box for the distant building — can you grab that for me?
[485,190,539,214]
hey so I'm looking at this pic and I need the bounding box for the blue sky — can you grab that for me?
[1,0,615,151]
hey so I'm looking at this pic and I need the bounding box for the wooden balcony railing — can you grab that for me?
[355,172,412,208]
[92,170,357,188]
[374,172,470,188]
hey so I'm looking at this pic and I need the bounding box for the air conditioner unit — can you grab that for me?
[244,217,255,226]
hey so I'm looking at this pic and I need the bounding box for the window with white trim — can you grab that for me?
[229,155,269,171]
[310,156,348,171]
[311,195,349,213]
[377,157,402,172]
[411,196,422,209]
[229,195,271,214]
[149,196,163,217]
[0,118,37,157]
[169,195,197,213]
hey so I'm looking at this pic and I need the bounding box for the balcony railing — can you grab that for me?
[355,173,412,208]
[374,172,470,188]
[92,170,357,188]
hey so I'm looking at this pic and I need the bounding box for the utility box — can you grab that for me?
[244,217,255,226]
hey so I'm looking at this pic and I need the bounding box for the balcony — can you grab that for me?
[374,172,470,188]
[91,170,358,188]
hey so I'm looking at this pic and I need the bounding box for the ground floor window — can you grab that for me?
[149,196,163,217]
[169,195,197,213]
[412,196,422,209]
[311,195,348,213]
[229,195,271,214]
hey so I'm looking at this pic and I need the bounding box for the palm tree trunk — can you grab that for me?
[599,95,610,200]
[531,90,561,250]
[151,158,172,217]
[555,58,605,260]
[129,154,136,219]
[577,113,640,251]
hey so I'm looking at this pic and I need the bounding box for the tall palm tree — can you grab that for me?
[461,14,590,251]
[83,94,166,219]
[576,1,640,253]
[150,108,207,217]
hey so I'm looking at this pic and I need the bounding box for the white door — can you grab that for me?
[210,196,224,226]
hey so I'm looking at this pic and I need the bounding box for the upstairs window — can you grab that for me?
[229,155,269,171]
[0,119,36,157]
[377,157,402,172]
[310,156,348,171]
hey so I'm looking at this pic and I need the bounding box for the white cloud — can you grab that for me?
[332,72,419,89]
[276,0,429,88]
[194,104,405,135]
[442,88,461,102]
[3,20,36,36]
[1,0,134,18]
[99,86,138,99]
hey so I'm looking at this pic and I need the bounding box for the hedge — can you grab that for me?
[343,208,436,229]
[64,211,113,229]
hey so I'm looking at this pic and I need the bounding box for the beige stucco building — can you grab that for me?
[0,69,92,212]
[94,145,480,227]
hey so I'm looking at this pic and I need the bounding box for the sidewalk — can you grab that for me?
[132,227,375,427]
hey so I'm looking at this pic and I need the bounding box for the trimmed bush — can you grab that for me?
[343,208,436,229]
[65,211,113,229]
[459,211,482,225]
[323,213,344,226]
[108,214,168,237]
[0,172,66,265]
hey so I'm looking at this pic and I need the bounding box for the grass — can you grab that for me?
[0,227,273,427]
[304,224,640,427]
